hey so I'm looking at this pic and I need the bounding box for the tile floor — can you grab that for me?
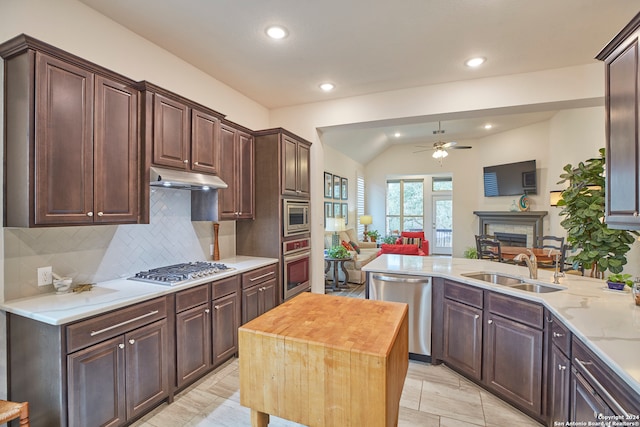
[131,284,543,427]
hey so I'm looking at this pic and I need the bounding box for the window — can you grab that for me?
[386,179,424,234]
[357,174,365,238]
[432,177,452,191]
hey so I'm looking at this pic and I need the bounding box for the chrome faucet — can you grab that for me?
[514,249,538,279]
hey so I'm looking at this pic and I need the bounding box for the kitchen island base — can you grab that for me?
[239,292,408,427]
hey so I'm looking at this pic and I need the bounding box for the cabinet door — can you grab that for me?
[296,142,310,197]
[484,313,543,416]
[176,303,211,388]
[35,52,94,225]
[237,131,254,219]
[281,135,299,196]
[94,75,139,223]
[548,345,571,424]
[191,109,219,174]
[68,336,126,427]
[217,123,238,220]
[242,285,260,324]
[259,278,278,315]
[212,292,239,366]
[605,39,640,227]
[153,94,189,169]
[442,299,483,380]
[571,370,612,422]
[125,320,169,420]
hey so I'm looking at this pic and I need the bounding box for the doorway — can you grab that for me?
[432,195,452,255]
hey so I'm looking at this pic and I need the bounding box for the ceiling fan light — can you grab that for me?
[432,149,448,159]
[465,57,486,67]
[266,26,288,39]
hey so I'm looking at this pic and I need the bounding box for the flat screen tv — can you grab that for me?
[483,160,537,197]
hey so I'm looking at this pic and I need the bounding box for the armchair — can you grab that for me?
[324,228,377,284]
[394,231,429,256]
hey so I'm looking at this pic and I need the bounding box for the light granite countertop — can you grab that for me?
[363,254,640,395]
[0,256,278,325]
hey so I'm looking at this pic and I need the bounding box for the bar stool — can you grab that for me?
[0,400,29,426]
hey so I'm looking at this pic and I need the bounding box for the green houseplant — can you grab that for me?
[463,246,478,259]
[383,235,396,244]
[605,273,633,291]
[366,230,381,242]
[557,148,638,277]
[327,245,349,259]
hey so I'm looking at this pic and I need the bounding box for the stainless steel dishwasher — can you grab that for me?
[369,273,432,361]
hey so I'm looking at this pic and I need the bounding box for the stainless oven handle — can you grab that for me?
[249,271,275,282]
[284,251,310,262]
[573,357,629,417]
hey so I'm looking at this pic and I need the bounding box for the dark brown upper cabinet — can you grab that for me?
[282,134,311,198]
[217,121,255,220]
[0,35,141,227]
[139,82,223,175]
[597,12,640,229]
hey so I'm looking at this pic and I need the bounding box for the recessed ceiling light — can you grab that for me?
[319,83,335,92]
[266,26,288,39]
[394,132,401,138]
[484,124,493,129]
[465,57,486,67]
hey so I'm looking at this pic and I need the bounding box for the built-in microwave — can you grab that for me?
[283,199,310,237]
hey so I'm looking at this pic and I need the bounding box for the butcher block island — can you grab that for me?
[238,292,409,427]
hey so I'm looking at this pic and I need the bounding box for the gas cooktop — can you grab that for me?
[129,262,234,286]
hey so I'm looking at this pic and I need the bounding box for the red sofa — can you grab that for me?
[377,231,429,256]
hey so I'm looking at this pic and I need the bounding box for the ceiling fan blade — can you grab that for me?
[450,145,472,149]
[413,148,433,154]
[441,141,457,148]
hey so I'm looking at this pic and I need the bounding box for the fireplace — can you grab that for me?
[474,211,547,247]
[494,232,527,247]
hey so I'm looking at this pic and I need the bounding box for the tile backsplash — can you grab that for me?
[3,188,235,300]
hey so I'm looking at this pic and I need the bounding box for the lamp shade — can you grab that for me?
[359,215,372,225]
[550,191,562,207]
[326,217,346,232]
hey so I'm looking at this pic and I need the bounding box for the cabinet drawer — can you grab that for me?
[176,284,210,313]
[213,275,240,299]
[487,292,543,329]
[242,264,277,289]
[444,280,483,308]
[550,314,571,356]
[67,297,167,353]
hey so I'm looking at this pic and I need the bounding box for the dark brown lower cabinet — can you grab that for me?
[241,265,278,324]
[176,303,211,388]
[67,320,169,427]
[571,369,612,422]
[548,343,571,423]
[483,312,543,416]
[442,298,483,380]
[212,292,239,366]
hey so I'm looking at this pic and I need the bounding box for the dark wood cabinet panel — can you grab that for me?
[260,277,277,315]
[217,122,254,220]
[176,303,211,388]
[218,123,238,219]
[571,369,612,422]
[442,299,483,380]
[191,109,220,174]
[483,313,543,416]
[35,52,95,225]
[597,14,640,228]
[296,141,310,197]
[212,292,239,366]
[281,134,310,197]
[242,265,278,324]
[237,131,255,219]
[94,75,139,223]
[153,93,190,170]
[67,335,126,427]
[548,344,571,424]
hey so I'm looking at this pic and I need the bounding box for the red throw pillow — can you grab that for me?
[401,231,425,239]
[349,240,361,254]
[341,240,354,251]
[379,244,419,255]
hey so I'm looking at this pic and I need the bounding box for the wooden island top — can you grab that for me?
[239,292,409,427]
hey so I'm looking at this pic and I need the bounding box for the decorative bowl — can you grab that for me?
[53,277,72,294]
[606,281,626,291]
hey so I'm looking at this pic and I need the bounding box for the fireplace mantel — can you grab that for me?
[473,211,548,244]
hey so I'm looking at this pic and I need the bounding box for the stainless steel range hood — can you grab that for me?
[150,166,228,190]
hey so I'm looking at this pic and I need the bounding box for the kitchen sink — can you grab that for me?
[462,272,566,293]
[461,272,525,286]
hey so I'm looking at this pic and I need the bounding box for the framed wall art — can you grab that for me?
[324,172,333,198]
[333,202,341,218]
[341,203,348,224]
[324,201,333,227]
[333,175,341,200]
[341,178,348,200]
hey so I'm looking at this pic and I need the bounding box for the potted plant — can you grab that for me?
[605,273,633,291]
[383,235,396,244]
[327,245,350,259]
[463,247,478,259]
[557,148,639,277]
[366,230,380,242]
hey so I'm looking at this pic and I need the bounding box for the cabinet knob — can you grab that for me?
[87,212,93,217]
[474,314,480,319]
[558,364,567,371]
[118,343,125,349]
[205,308,210,313]
[553,332,565,338]
[214,305,220,310]
[183,159,189,164]
[97,212,104,217]
[194,162,199,166]
[128,339,135,345]
[488,319,493,324]
[635,211,639,217]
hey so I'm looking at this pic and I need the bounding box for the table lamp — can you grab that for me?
[359,215,372,241]
[326,217,346,247]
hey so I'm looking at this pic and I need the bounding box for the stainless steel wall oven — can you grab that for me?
[283,237,310,299]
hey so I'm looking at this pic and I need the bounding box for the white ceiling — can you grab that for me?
[78,0,639,164]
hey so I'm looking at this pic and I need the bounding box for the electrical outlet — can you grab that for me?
[210,244,214,256]
[37,266,53,287]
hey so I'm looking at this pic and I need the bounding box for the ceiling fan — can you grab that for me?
[414,121,472,165]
